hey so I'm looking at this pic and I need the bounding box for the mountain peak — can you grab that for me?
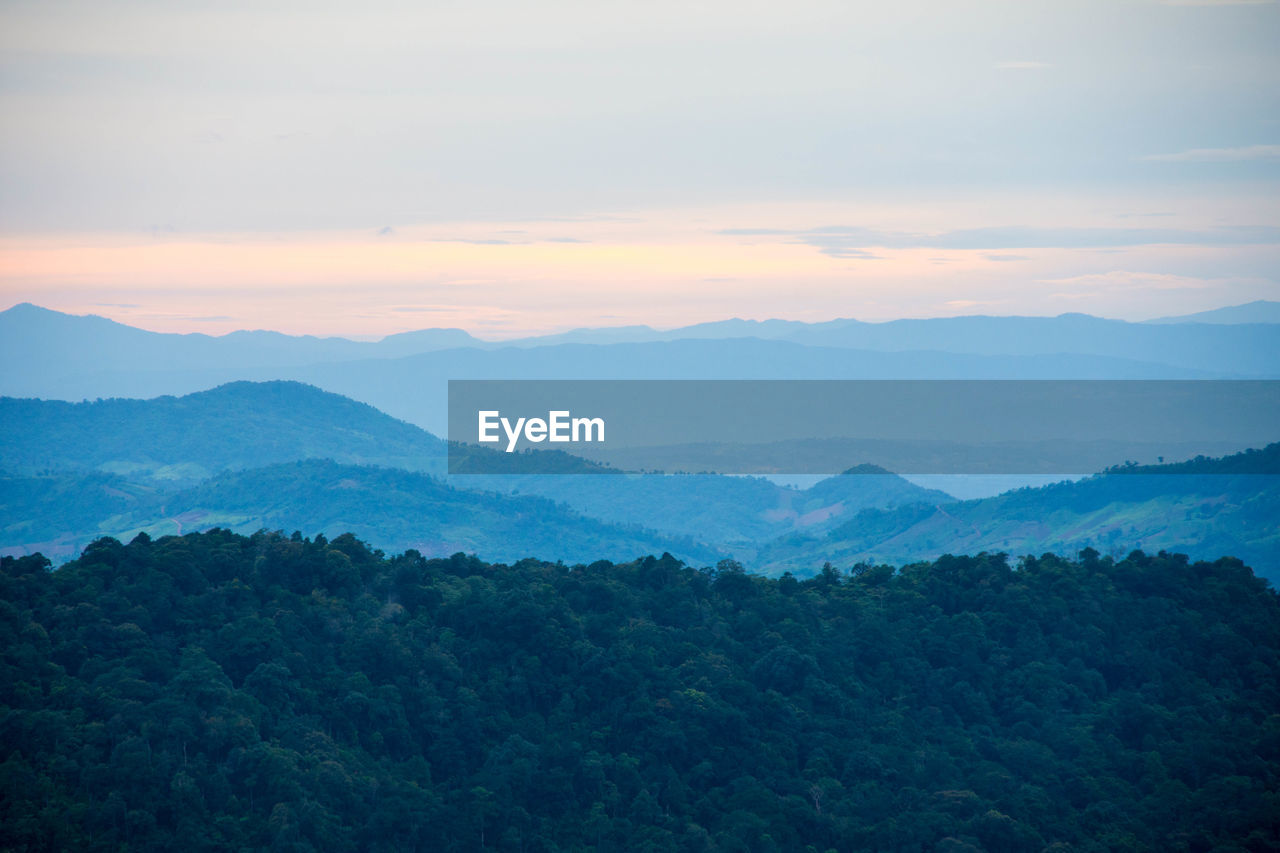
[1145,300,1280,325]
[3,302,75,319]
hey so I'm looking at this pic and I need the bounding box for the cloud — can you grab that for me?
[390,305,470,313]
[377,226,396,236]
[431,238,517,245]
[1142,144,1280,162]
[925,225,1280,249]
[995,61,1051,69]
[983,254,1031,262]
[424,235,588,246]
[1038,271,1217,292]
[720,224,1280,252]
[803,240,883,259]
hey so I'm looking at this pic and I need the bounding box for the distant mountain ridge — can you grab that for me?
[4,305,1256,437]
[3,303,1278,411]
[1144,300,1280,325]
[0,303,482,398]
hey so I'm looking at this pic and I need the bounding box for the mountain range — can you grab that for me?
[757,448,1280,576]
[2,379,1275,582]
[0,382,945,564]
[6,303,1279,437]
[1144,300,1280,325]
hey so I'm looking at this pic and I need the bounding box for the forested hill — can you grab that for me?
[758,444,1280,580]
[0,381,447,480]
[0,381,948,563]
[3,530,1278,850]
[0,460,724,566]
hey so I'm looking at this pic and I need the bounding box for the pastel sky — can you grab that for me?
[1,0,1278,337]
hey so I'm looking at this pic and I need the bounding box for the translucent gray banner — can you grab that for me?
[446,380,1280,474]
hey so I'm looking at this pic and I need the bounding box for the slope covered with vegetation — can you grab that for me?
[0,382,951,563]
[0,460,722,566]
[458,467,952,551]
[0,381,448,482]
[2,530,1277,850]
[758,445,1280,583]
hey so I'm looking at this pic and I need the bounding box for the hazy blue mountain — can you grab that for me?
[498,307,1280,374]
[374,326,486,355]
[457,467,953,555]
[4,336,1222,437]
[484,308,1273,374]
[2,381,953,555]
[1144,300,1280,325]
[754,445,1280,582]
[0,460,725,566]
[285,340,1227,436]
[0,303,481,397]
[497,317,815,347]
[760,313,1280,374]
[4,378,1276,577]
[0,380,447,482]
[4,305,1276,412]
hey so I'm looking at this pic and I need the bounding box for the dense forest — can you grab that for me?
[3,531,1278,851]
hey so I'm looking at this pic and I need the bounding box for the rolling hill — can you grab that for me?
[755,446,1280,582]
[0,380,448,482]
[0,382,949,563]
[4,379,1275,579]
[0,460,725,566]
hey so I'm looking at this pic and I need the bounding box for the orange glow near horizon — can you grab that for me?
[3,201,1276,337]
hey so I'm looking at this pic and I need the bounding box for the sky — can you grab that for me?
[1,0,1278,338]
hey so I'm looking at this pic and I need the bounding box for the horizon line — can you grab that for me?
[4,299,1274,344]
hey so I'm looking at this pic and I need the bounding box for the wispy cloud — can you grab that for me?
[390,305,471,313]
[426,235,589,245]
[1038,271,1217,292]
[432,238,518,246]
[1142,144,1280,162]
[811,244,882,260]
[983,254,1031,262]
[721,224,1280,252]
